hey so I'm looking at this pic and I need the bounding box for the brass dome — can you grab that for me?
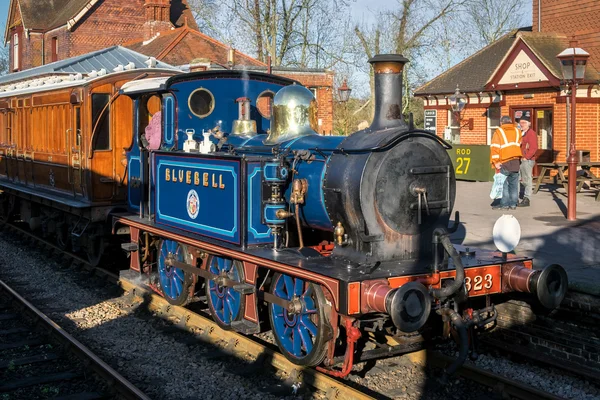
[264,84,318,145]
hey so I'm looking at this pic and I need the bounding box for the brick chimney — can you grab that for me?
[144,0,173,40]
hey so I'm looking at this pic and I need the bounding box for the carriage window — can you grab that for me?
[257,91,275,118]
[188,88,214,118]
[92,94,110,151]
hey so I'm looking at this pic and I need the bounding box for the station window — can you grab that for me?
[92,94,111,151]
[188,88,214,118]
[12,32,19,71]
[51,37,58,62]
[257,90,275,118]
[309,87,318,100]
[447,110,460,144]
[487,104,501,145]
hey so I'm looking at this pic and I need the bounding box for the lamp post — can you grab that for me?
[448,85,467,143]
[338,79,352,135]
[557,40,589,221]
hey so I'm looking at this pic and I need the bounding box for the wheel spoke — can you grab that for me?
[283,275,294,300]
[172,275,182,296]
[280,331,293,351]
[304,295,316,313]
[292,327,302,356]
[223,294,231,323]
[274,284,286,299]
[301,315,318,336]
[294,278,303,297]
[298,325,313,354]
[215,296,223,311]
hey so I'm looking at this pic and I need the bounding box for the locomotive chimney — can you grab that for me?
[368,54,409,131]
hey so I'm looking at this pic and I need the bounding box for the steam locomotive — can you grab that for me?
[0,52,568,378]
[111,54,568,376]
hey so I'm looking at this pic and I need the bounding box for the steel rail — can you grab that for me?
[118,277,375,400]
[0,220,119,281]
[0,278,150,400]
[422,351,567,400]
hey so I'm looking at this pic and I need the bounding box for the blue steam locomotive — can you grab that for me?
[113,55,568,376]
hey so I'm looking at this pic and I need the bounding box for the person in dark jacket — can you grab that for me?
[518,117,538,207]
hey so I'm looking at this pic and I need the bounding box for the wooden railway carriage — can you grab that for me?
[112,56,569,378]
[0,68,178,264]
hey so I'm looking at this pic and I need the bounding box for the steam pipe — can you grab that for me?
[431,230,465,300]
[439,308,468,383]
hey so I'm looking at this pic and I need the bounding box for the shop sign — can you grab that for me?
[424,110,437,134]
[447,145,494,182]
[498,50,548,85]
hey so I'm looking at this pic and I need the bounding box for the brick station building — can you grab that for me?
[4,0,334,133]
[415,1,600,180]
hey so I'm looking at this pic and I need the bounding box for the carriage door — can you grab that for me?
[70,105,84,196]
[90,92,115,201]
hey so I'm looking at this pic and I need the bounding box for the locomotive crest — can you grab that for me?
[187,189,200,219]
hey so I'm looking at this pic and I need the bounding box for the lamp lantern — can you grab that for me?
[338,79,351,103]
[449,85,467,113]
[557,41,589,81]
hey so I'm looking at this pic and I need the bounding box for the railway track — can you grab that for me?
[482,297,600,382]
[0,278,148,399]
[0,219,594,400]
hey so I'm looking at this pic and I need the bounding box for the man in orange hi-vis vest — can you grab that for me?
[490,115,522,210]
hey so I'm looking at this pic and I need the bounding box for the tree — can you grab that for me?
[354,0,467,117]
[466,0,526,48]
[187,0,222,38]
[197,0,352,67]
[0,23,8,76]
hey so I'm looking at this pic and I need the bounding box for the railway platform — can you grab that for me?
[451,180,600,296]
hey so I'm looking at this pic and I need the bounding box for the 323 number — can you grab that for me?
[456,157,471,175]
[465,274,493,292]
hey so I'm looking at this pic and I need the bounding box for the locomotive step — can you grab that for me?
[231,319,260,334]
[232,283,255,294]
[121,242,139,252]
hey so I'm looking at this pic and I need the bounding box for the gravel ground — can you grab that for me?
[473,351,600,399]
[0,233,309,400]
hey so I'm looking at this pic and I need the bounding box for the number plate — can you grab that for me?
[463,265,501,296]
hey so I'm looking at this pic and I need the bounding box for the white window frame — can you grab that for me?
[486,104,501,145]
[13,33,19,71]
[447,110,460,144]
[309,87,318,101]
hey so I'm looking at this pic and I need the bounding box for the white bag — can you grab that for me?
[490,172,507,200]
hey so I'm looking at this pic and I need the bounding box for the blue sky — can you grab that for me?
[1,1,8,32]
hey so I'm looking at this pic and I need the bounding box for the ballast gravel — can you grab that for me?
[0,236,299,400]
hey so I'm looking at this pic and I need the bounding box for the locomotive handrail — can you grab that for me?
[308,129,452,154]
